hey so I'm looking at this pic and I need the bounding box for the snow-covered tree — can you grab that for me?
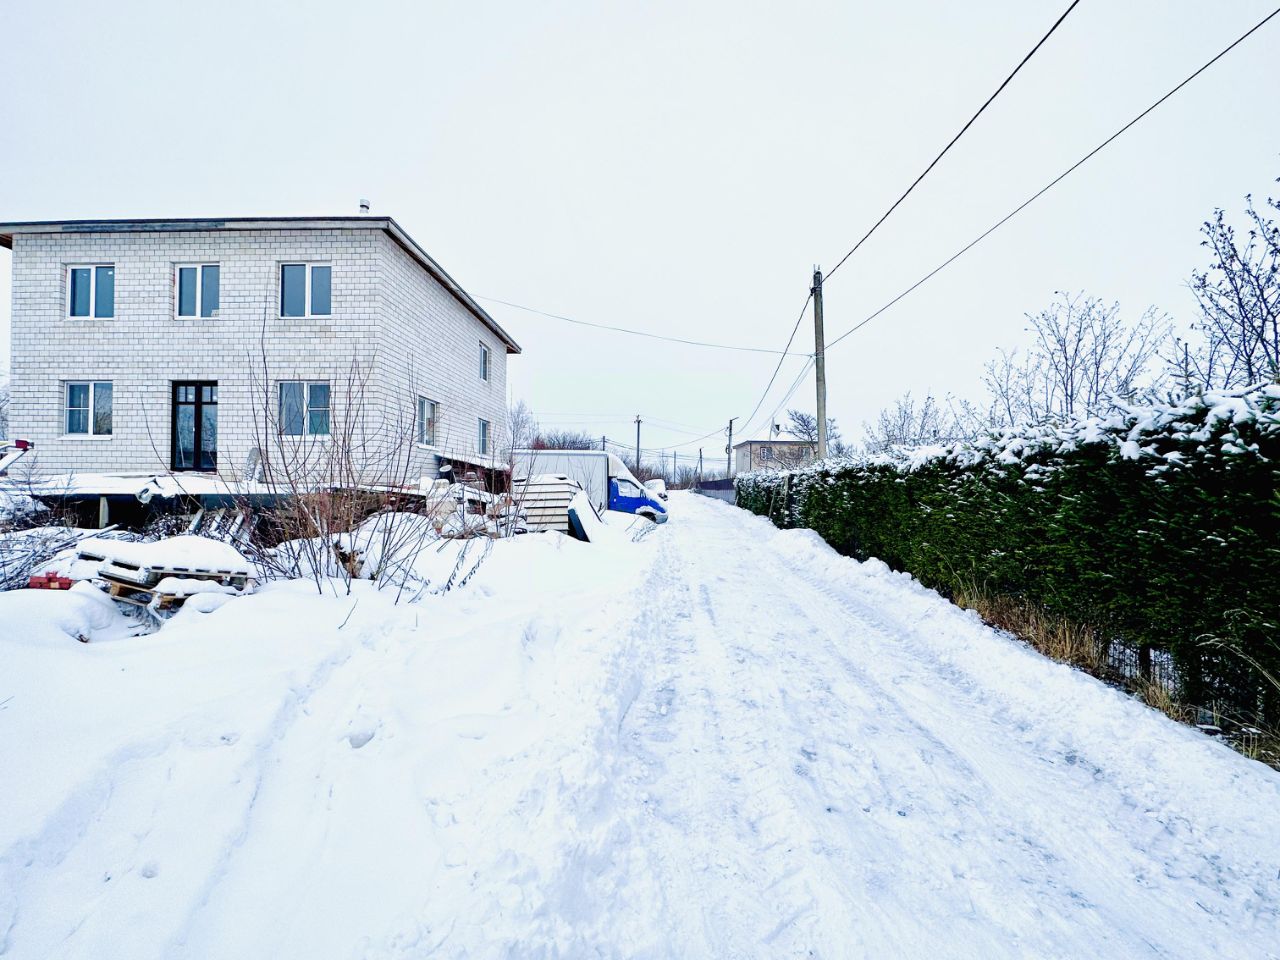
[861,392,979,453]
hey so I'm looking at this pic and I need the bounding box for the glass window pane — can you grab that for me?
[67,408,88,434]
[200,403,217,469]
[310,265,331,316]
[308,409,330,435]
[479,419,489,453]
[92,382,112,435]
[308,382,329,411]
[428,403,437,445]
[94,266,114,318]
[175,404,195,468]
[67,382,89,410]
[200,265,219,317]
[178,266,197,316]
[281,264,306,317]
[279,382,304,435]
[70,268,91,316]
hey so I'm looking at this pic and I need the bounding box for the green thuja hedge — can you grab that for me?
[737,387,1280,721]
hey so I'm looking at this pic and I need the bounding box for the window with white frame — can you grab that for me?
[479,342,491,382]
[760,446,774,461]
[279,263,332,318]
[64,381,113,435]
[279,381,331,436]
[478,418,490,455]
[176,263,220,318]
[417,396,438,446]
[67,265,115,318]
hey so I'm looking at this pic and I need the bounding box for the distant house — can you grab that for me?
[733,439,815,474]
[0,216,520,485]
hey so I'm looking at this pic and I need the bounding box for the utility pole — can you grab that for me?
[634,415,642,470]
[601,435,606,452]
[812,267,828,460]
[726,417,737,477]
[698,448,703,487]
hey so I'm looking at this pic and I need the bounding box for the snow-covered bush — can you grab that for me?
[737,385,1280,723]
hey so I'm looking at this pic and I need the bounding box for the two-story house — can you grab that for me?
[0,216,519,488]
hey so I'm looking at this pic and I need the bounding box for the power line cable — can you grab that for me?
[826,4,1280,351]
[478,295,810,356]
[734,291,814,434]
[715,4,1079,451]
[762,357,817,436]
[649,290,816,453]
[823,0,1081,284]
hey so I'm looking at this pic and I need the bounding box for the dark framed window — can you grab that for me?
[172,381,217,470]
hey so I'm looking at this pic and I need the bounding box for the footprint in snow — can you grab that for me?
[347,728,376,749]
[140,862,160,879]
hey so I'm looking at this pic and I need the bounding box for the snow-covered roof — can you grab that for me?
[17,473,277,500]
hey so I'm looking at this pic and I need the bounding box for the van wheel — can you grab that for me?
[637,509,658,524]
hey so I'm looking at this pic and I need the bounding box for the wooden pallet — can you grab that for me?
[100,571,245,612]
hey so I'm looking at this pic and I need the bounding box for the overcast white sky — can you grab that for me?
[2,0,1278,463]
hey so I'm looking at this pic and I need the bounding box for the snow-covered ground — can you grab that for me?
[1,493,1278,958]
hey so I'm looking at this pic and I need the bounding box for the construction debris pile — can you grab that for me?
[51,535,253,617]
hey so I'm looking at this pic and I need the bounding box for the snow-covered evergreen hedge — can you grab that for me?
[737,386,1280,721]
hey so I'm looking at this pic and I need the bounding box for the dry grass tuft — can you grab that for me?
[952,581,1103,674]
[950,578,1279,770]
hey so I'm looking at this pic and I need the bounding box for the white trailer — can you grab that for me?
[512,449,667,523]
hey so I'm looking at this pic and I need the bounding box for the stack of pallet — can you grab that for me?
[75,535,253,614]
[513,475,583,534]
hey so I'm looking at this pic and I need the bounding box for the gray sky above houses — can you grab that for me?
[2,0,1278,463]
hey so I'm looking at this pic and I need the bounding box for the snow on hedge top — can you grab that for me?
[739,384,1280,487]
[79,535,250,574]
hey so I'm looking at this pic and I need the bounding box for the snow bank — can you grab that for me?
[0,581,137,646]
[0,523,657,958]
[6,495,1273,956]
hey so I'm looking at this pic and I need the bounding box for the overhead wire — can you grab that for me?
[823,0,1082,284]
[478,295,810,356]
[708,0,1081,448]
[824,3,1280,352]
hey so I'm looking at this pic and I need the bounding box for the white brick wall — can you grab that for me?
[7,226,510,482]
[374,232,509,482]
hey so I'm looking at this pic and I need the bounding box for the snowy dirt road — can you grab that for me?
[2,493,1279,958]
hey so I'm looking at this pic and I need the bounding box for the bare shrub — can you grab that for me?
[984,293,1169,428]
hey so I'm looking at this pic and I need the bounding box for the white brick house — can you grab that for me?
[0,217,519,485]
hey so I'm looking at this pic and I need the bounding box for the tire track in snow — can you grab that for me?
[670,494,1280,958]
